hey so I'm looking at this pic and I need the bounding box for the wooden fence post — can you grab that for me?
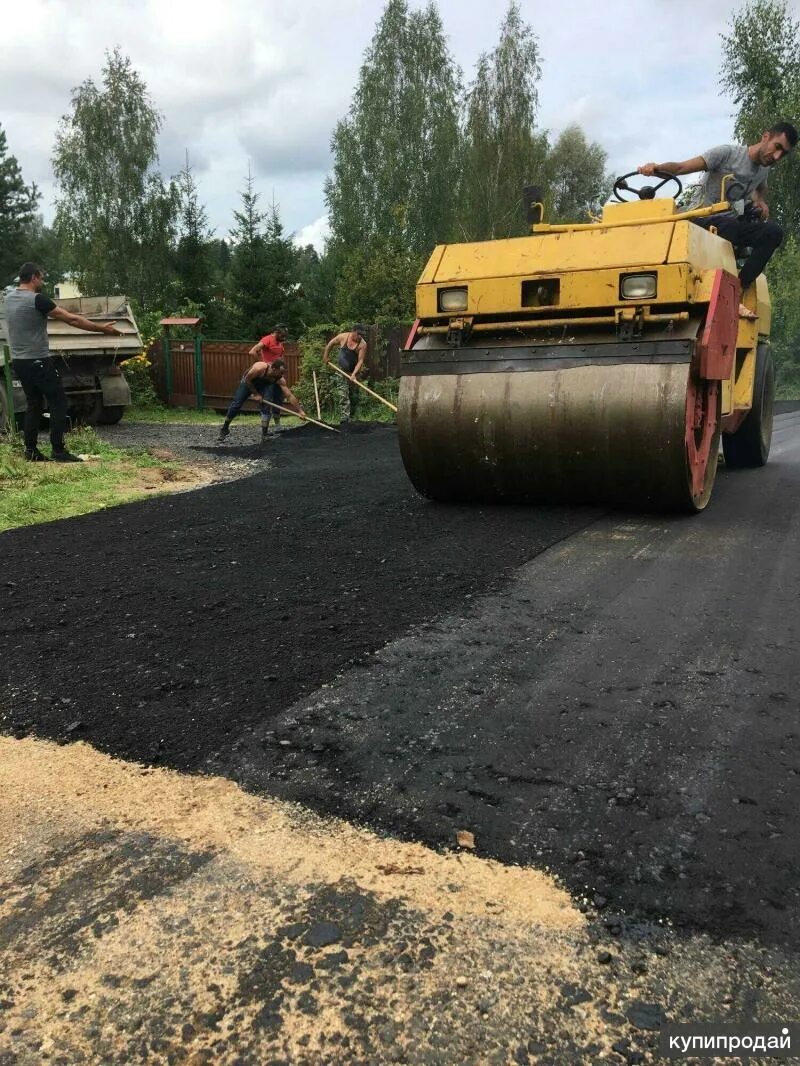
[163,328,173,407]
[194,332,204,409]
[367,324,380,379]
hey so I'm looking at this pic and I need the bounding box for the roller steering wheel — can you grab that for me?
[613,170,683,203]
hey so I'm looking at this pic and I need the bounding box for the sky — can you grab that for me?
[2,0,798,253]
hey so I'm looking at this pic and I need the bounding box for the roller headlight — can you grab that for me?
[620,273,657,300]
[438,286,468,312]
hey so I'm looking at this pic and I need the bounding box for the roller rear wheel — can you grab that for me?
[722,343,774,468]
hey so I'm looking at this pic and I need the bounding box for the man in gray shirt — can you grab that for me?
[4,262,120,461]
[638,121,796,317]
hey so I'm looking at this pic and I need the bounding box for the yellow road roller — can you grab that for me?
[398,172,775,511]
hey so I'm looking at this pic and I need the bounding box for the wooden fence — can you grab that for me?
[148,339,301,411]
[148,326,408,410]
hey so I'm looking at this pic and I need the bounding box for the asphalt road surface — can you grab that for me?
[2,411,800,1064]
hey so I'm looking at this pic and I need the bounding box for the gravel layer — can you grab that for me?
[96,417,291,481]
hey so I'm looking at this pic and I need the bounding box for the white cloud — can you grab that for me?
[295,215,331,253]
[3,0,798,241]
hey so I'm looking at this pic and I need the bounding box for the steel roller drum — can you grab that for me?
[398,332,720,512]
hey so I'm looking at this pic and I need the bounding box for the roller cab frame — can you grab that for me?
[399,179,774,512]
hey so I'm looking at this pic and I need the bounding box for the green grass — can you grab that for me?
[0,427,184,533]
[125,404,224,424]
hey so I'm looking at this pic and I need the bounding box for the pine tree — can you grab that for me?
[228,176,301,336]
[262,198,302,334]
[229,165,269,336]
[295,244,336,326]
[0,124,40,284]
[175,151,214,306]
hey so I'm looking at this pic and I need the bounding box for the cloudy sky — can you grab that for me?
[3,0,796,251]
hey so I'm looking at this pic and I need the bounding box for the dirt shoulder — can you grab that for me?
[4,737,797,1066]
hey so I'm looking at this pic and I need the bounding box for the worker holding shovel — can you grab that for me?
[322,325,367,428]
[217,358,305,443]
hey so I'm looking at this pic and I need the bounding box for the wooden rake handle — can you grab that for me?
[326,361,398,413]
[260,398,340,433]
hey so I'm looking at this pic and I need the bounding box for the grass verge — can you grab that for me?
[0,427,194,533]
[125,405,224,424]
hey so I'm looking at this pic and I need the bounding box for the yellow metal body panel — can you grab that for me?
[414,199,771,431]
[673,222,738,276]
[417,263,691,318]
[733,350,758,409]
[418,246,447,285]
[428,223,675,281]
[602,198,677,223]
[754,273,771,334]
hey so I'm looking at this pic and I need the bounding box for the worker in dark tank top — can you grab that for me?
[322,325,367,427]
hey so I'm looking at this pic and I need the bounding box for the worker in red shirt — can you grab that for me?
[248,324,288,429]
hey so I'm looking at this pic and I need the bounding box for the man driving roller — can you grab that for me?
[638,121,797,319]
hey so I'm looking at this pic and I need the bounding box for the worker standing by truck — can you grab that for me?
[638,121,797,318]
[322,325,367,427]
[4,262,121,462]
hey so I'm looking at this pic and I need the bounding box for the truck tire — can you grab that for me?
[97,405,126,425]
[722,342,775,468]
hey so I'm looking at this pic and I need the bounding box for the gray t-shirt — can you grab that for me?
[3,288,55,361]
[699,144,769,213]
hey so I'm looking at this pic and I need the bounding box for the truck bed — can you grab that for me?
[44,296,143,357]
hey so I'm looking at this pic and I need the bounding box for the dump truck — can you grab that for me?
[0,294,142,431]
[398,171,774,512]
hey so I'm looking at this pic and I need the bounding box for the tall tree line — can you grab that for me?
[325,0,611,321]
[720,0,800,392]
[46,49,312,337]
[0,125,61,285]
[8,2,612,336]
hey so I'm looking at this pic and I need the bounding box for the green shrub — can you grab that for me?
[121,353,162,408]
[0,440,27,480]
[776,359,800,399]
[293,323,346,418]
